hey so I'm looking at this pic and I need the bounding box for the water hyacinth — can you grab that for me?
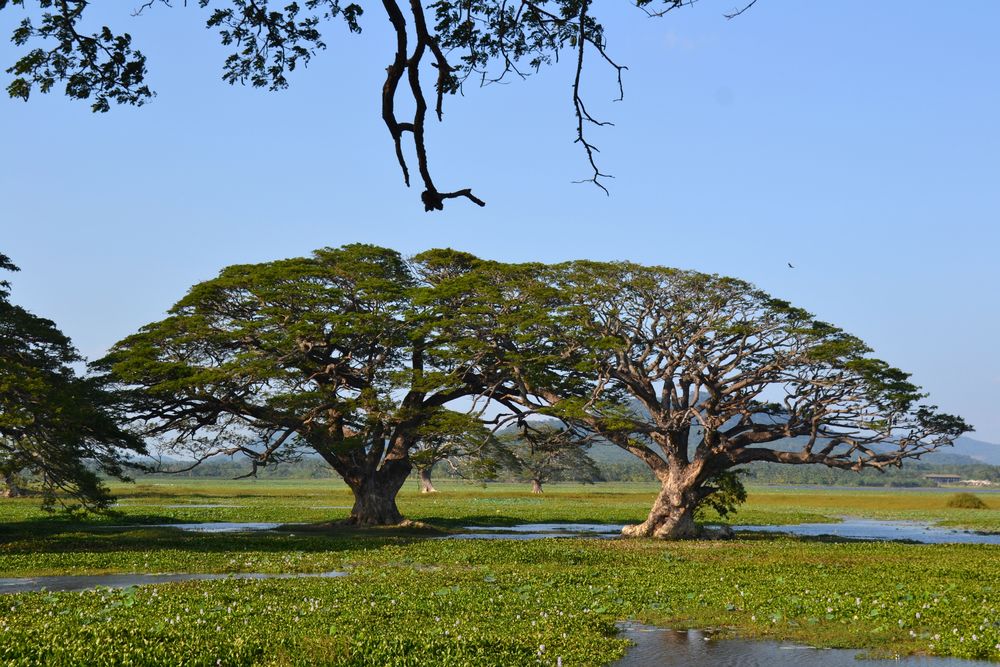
[0,482,998,664]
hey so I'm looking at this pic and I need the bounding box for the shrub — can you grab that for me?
[946,493,988,509]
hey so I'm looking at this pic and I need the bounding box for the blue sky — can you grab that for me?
[2,2,999,440]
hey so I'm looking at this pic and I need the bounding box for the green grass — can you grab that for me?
[1,480,998,665]
[740,486,1000,531]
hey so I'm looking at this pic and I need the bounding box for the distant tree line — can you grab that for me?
[139,454,997,491]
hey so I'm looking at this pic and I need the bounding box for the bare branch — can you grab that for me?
[724,0,758,20]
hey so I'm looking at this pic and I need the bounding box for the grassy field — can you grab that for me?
[1,480,998,665]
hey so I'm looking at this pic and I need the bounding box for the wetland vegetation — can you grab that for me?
[1,480,998,665]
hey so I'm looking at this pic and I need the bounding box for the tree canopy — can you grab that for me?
[496,423,602,494]
[100,244,523,524]
[2,0,723,211]
[0,252,145,509]
[409,409,505,492]
[101,245,969,535]
[455,260,971,537]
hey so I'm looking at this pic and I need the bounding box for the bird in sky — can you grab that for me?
[787,262,795,269]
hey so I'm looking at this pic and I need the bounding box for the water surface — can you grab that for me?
[0,571,346,594]
[150,521,294,532]
[453,519,1000,544]
[613,623,996,667]
[734,518,1000,545]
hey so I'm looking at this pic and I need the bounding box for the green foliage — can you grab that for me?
[946,493,988,510]
[1,0,705,210]
[1,482,1000,664]
[103,245,429,467]
[445,257,970,535]
[100,244,566,523]
[496,425,603,487]
[0,253,145,509]
[699,469,747,518]
[410,410,506,481]
[99,245,971,533]
[3,0,152,112]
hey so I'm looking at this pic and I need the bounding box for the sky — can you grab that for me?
[1,2,998,440]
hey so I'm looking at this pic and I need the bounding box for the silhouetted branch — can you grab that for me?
[724,0,757,19]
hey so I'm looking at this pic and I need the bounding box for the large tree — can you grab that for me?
[1,0,725,211]
[442,258,970,538]
[0,252,145,509]
[100,244,517,525]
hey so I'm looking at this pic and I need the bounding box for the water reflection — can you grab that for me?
[151,522,292,532]
[452,519,1000,544]
[613,623,996,666]
[0,571,346,594]
[734,519,1000,545]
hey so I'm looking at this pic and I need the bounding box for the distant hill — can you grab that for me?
[587,435,999,468]
[607,397,1000,466]
[585,403,1000,470]
[947,435,1000,466]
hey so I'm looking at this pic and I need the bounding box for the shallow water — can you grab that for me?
[734,518,1000,544]
[612,623,996,666]
[150,521,293,532]
[0,571,346,594]
[453,519,1000,544]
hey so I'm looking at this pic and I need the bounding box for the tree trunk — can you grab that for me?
[531,479,544,494]
[418,466,438,494]
[2,472,23,498]
[345,459,411,526]
[622,474,702,540]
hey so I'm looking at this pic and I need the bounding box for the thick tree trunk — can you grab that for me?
[531,479,544,494]
[622,474,702,540]
[2,472,23,498]
[345,459,411,526]
[418,466,438,494]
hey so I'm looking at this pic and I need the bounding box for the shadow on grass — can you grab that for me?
[729,529,928,545]
[2,513,902,561]
[411,515,631,530]
[0,515,447,556]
